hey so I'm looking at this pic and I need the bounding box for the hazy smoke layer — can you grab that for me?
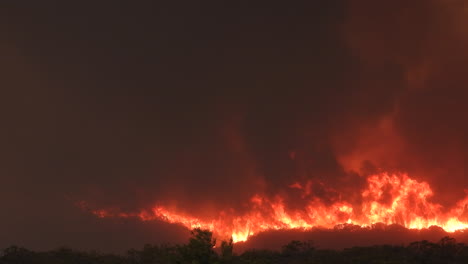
[0,0,467,251]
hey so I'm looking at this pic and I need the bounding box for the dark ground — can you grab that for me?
[2,228,468,264]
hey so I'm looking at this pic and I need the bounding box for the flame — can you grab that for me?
[83,172,468,243]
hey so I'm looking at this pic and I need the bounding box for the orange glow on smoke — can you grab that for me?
[85,172,468,243]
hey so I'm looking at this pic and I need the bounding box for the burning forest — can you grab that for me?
[2,0,468,259]
[72,0,468,250]
[81,172,468,244]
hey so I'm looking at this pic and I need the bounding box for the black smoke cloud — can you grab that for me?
[1,0,468,251]
[342,0,468,205]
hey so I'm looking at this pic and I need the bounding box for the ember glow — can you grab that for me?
[84,172,468,243]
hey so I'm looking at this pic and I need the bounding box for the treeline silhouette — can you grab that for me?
[2,229,468,263]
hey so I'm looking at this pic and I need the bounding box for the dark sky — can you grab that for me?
[1,0,468,252]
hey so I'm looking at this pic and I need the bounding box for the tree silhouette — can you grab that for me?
[219,238,233,263]
[177,228,217,264]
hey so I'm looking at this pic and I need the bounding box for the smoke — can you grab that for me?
[341,0,468,205]
[75,0,468,233]
[1,0,468,251]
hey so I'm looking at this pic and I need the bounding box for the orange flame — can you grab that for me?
[83,172,468,243]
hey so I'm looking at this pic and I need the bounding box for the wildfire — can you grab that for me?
[83,172,468,243]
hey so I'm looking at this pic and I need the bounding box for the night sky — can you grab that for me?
[1,1,468,252]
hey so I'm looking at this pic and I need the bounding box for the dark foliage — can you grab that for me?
[2,231,468,264]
